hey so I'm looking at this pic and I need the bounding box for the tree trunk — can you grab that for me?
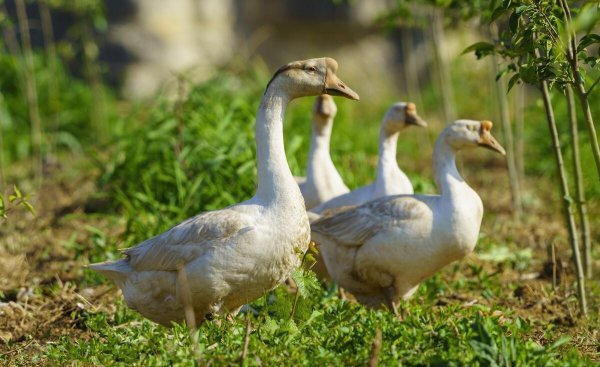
[566,86,592,279]
[573,82,600,181]
[401,28,424,113]
[514,84,525,182]
[430,8,455,124]
[401,27,431,151]
[559,0,600,181]
[39,0,60,159]
[15,0,43,182]
[540,81,587,317]
[490,39,522,219]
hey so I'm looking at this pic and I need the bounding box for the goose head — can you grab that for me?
[265,57,359,101]
[382,102,427,134]
[444,120,506,155]
[312,95,338,126]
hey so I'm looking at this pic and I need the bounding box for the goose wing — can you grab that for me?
[123,208,249,271]
[311,195,430,247]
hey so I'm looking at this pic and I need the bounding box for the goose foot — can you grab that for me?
[383,287,401,319]
[339,287,348,300]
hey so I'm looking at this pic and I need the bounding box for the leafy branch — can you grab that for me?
[290,242,320,320]
[0,185,35,219]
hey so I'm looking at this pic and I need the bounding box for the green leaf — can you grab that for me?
[584,57,599,68]
[13,185,22,198]
[547,336,571,351]
[507,73,521,92]
[490,7,506,22]
[308,241,319,254]
[515,5,528,15]
[577,34,600,53]
[23,201,36,215]
[462,42,495,59]
[509,11,519,33]
[304,253,315,265]
[290,268,320,299]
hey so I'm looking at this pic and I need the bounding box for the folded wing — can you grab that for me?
[311,195,430,247]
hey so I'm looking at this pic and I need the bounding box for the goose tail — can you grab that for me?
[88,259,132,287]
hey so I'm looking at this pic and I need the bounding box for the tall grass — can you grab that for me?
[96,71,262,241]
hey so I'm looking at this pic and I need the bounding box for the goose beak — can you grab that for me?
[405,103,427,127]
[478,120,506,155]
[323,57,360,100]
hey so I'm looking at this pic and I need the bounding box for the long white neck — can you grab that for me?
[432,135,464,196]
[432,133,484,257]
[376,126,399,176]
[375,125,410,193]
[306,117,335,180]
[254,86,301,205]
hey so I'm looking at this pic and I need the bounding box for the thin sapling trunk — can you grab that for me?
[559,0,600,180]
[566,86,592,279]
[490,35,522,218]
[430,8,455,124]
[514,84,525,182]
[540,80,587,316]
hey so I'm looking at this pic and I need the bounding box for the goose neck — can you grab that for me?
[432,136,464,196]
[376,127,400,183]
[255,87,297,204]
[307,118,334,178]
[310,118,333,151]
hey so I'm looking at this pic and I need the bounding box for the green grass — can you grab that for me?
[29,270,596,366]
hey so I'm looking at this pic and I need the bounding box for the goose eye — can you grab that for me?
[306,66,317,72]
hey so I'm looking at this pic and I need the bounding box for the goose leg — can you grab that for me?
[339,287,348,300]
[383,286,399,317]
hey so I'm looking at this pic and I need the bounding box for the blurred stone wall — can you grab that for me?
[106,0,236,98]
[102,0,426,100]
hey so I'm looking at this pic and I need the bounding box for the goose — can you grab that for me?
[310,120,505,312]
[311,102,426,214]
[89,57,359,326]
[296,95,349,210]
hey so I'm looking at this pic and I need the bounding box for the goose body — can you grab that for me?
[312,102,426,214]
[297,95,349,209]
[311,120,505,309]
[90,57,359,326]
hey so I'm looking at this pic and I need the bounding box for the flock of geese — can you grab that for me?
[90,57,506,327]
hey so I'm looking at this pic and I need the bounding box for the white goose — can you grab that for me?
[296,95,349,210]
[311,102,426,214]
[90,57,359,326]
[310,120,505,311]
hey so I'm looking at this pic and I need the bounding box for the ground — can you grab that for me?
[0,153,598,366]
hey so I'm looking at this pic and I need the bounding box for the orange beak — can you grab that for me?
[404,103,427,127]
[478,120,506,155]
